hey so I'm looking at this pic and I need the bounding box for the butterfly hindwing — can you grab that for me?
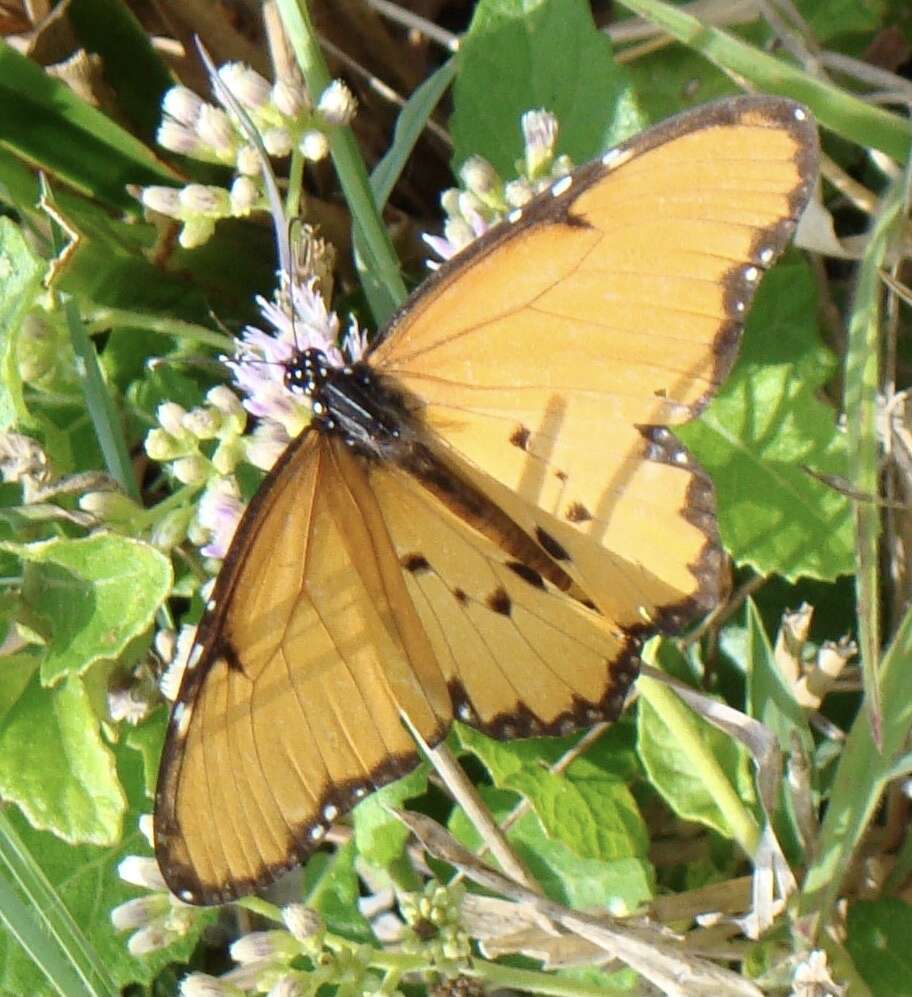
[371,96,818,632]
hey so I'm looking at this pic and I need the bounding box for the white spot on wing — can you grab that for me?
[310,824,326,841]
[551,175,572,197]
[323,804,338,822]
[507,208,523,224]
[759,247,774,264]
[744,266,759,282]
[794,107,807,121]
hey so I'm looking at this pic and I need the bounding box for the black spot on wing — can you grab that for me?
[486,587,512,616]
[535,525,570,561]
[453,588,469,605]
[565,502,592,523]
[510,425,531,450]
[506,561,545,589]
[401,552,431,573]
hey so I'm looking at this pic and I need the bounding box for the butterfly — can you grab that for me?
[154,95,818,905]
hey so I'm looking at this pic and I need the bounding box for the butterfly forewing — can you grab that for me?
[155,433,451,904]
[371,96,818,632]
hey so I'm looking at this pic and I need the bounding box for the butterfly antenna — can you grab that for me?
[194,36,293,287]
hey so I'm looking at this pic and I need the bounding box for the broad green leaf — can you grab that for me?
[458,726,649,862]
[5,534,172,685]
[304,843,373,943]
[0,741,207,996]
[449,788,654,913]
[845,899,912,996]
[638,642,757,840]
[353,764,430,873]
[0,674,124,845]
[679,261,853,581]
[451,0,643,172]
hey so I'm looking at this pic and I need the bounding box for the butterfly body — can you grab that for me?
[155,96,819,904]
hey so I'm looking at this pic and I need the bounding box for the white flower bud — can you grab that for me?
[459,155,498,198]
[218,62,271,109]
[157,120,199,156]
[140,186,181,217]
[298,130,329,162]
[118,856,167,891]
[196,105,236,157]
[157,402,188,436]
[182,406,221,440]
[230,930,297,964]
[229,176,259,216]
[262,127,293,157]
[162,86,203,126]
[180,973,234,997]
[179,184,230,216]
[128,924,175,956]
[111,895,169,931]
[207,386,246,426]
[522,108,559,178]
[282,903,323,942]
[505,178,534,207]
[272,78,308,119]
[235,144,261,176]
[317,80,356,125]
[172,455,209,485]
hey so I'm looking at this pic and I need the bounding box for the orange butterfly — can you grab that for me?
[154,95,818,904]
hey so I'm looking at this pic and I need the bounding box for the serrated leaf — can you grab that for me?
[458,726,649,862]
[678,261,853,581]
[5,534,172,685]
[449,789,654,912]
[0,673,124,845]
[451,0,643,172]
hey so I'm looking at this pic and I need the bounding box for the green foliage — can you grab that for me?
[0,0,908,993]
[451,0,644,170]
[845,899,912,995]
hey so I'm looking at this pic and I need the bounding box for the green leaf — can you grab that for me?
[638,642,757,841]
[0,39,174,210]
[5,534,172,685]
[353,765,429,873]
[678,261,853,581]
[305,843,373,943]
[845,899,912,996]
[744,598,814,860]
[0,674,124,845]
[451,0,643,172]
[0,219,45,430]
[0,741,207,996]
[449,788,654,912]
[458,727,649,862]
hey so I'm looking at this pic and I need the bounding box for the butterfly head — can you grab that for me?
[282,346,409,459]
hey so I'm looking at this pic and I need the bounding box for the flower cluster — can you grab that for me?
[142,274,362,570]
[424,109,571,262]
[139,64,356,247]
[399,881,471,974]
[111,817,196,955]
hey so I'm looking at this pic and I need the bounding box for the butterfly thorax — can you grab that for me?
[284,348,408,458]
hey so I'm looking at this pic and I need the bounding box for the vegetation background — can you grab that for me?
[0,0,911,994]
